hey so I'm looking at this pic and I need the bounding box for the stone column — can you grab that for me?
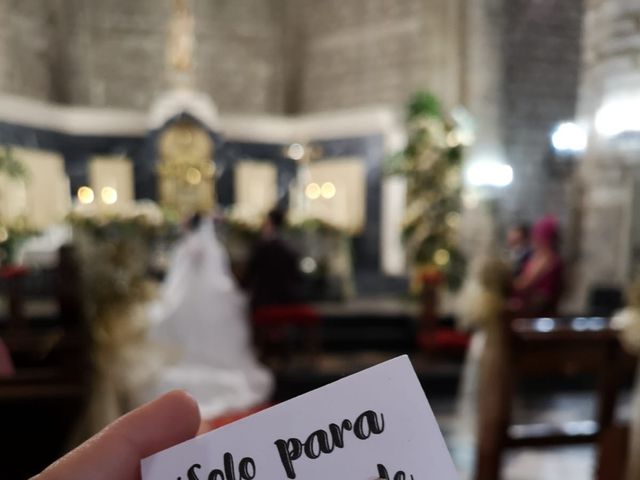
[462,0,505,170]
[457,0,507,259]
[576,0,640,306]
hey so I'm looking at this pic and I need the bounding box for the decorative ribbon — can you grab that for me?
[612,280,640,480]
[456,257,512,475]
[69,227,172,444]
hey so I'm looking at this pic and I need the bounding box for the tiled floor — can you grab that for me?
[432,392,605,480]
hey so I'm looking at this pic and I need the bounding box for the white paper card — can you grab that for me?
[141,355,459,480]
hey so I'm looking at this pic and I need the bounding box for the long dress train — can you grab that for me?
[136,221,274,419]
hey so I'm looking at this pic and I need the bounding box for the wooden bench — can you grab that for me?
[252,304,321,363]
[475,316,630,480]
[0,327,91,478]
[0,248,90,477]
[596,424,629,480]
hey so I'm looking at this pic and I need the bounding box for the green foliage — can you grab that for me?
[0,148,33,265]
[0,146,27,179]
[0,219,38,266]
[387,91,468,290]
[408,91,442,120]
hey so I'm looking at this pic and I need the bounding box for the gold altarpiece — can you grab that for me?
[157,119,216,217]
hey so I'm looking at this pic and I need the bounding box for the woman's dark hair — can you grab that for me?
[267,208,285,229]
[187,212,202,231]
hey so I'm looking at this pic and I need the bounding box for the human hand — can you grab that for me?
[32,390,201,480]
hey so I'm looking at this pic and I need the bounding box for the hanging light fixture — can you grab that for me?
[465,160,513,188]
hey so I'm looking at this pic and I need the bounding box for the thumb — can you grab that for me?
[33,390,201,480]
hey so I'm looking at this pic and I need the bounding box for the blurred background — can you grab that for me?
[1,0,640,479]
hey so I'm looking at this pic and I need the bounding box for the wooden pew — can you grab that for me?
[596,424,629,480]
[0,326,91,478]
[0,247,90,478]
[252,305,321,363]
[475,316,627,480]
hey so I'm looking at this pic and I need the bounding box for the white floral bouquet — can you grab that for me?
[612,280,640,354]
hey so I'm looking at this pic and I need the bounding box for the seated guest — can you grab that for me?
[243,208,301,311]
[0,337,14,378]
[506,222,532,277]
[512,216,564,316]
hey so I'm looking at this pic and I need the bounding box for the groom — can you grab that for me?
[244,208,301,311]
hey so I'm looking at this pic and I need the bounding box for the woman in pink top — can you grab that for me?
[513,216,564,316]
[0,337,14,378]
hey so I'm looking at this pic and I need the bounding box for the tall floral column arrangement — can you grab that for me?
[387,92,468,342]
[387,92,467,291]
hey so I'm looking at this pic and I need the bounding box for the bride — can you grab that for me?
[138,213,274,419]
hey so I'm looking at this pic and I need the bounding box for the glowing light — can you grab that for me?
[571,317,589,331]
[287,143,305,161]
[305,182,321,200]
[463,191,480,209]
[450,106,476,146]
[445,212,460,228]
[596,98,640,137]
[0,226,8,243]
[433,249,450,266]
[300,256,317,274]
[185,167,202,185]
[446,131,460,148]
[101,186,118,205]
[551,122,587,153]
[534,317,556,333]
[320,182,336,199]
[465,161,513,188]
[77,186,95,204]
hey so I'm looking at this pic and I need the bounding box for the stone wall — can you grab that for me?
[193,0,286,114]
[291,0,465,113]
[575,0,640,302]
[0,0,583,121]
[290,0,585,227]
[58,0,287,112]
[500,0,584,222]
[0,0,466,114]
[0,0,286,112]
[0,0,57,101]
[54,0,170,109]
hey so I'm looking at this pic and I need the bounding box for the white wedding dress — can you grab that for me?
[138,221,274,419]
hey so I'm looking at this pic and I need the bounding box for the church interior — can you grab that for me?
[2,0,640,478]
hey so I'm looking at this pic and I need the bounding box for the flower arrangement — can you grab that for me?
[0,146,27,180]
[0,218,38,266]
[0,147,34,266]
[612,280,640,354]
[68,200,172,312]
[457,256,512,330]
[68,200,168,235]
